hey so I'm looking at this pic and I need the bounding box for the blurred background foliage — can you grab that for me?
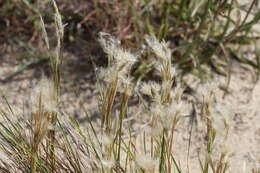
[1,0,260,80]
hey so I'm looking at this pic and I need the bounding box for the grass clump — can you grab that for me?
[0,18,233,173]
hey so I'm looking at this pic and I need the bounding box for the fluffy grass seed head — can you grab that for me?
[98,32,121,60]
[140,82,153,96]
[109,47,137,79]
[159,101,190,129]
[140,81,161,97]
[145,35,172,61]
[114,48,137,67]
[154,62,177,80]
[98,32,137,86]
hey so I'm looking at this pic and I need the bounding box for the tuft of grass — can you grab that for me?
[0,28,234,172]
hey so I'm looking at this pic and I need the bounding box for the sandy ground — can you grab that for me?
[182,61,260,172]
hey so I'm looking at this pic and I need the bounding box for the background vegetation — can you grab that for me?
[1,0,260,81]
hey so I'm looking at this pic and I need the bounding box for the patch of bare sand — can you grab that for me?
[180,61,260,172]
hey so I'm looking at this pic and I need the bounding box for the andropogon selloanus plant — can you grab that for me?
[0,32,234,173]
[0,5,236,172]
